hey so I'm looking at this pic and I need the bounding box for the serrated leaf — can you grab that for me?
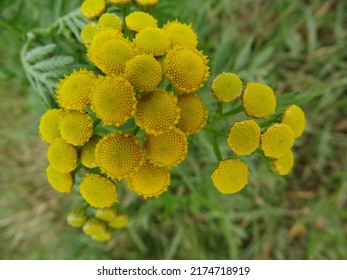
[24,44,56,64]
[32,55,74,72]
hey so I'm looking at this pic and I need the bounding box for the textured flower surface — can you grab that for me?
[126,161,170,198]
[271,149,294,175]
[134,27,170,56]
[242,82,276,118]
[67,210,88,227]
[81,22,98,45]
[97,13,123,31]
[134,0,158,8]
[163,20,198,48]
[109,0,133,6]
[91,229,112,241]
[227,120,260,156]
[109,214,129,228]
[261,123,294,159]
[95,133,144,179]
[91,75,136,126]
[211,159,249,194]
[164,46,209,93]
[211,72,243,103]
[95,207,117,222]
[39,109,65,143]
[79,174,117,208]
[88,28,123,53]
[46,165,74,193]
[80,136,101,168]
[80,0,106,19]
[47,138,78,173]
[83,218,107,236]
[281,105,306,138]
[125,11,157,32]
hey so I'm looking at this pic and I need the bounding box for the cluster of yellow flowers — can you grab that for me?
[210,73,306,194]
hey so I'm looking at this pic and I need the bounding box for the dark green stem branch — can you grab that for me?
[212,136,222,162]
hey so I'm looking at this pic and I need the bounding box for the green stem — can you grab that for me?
[122,6,133,40]
[259,115,280,128]
[256,148,269,163]
[80,204,90,211]
[203,126,227,137]
[133,126,140,136]
[222,104,243,118]
[93,118,101,127]
[212,136,222,162]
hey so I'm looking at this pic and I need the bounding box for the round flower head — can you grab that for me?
[80,0,106,19]
[47,138,78,173]
[88,37,136,75]
[91,229,113,242]
[79,174,117,208]
[242,82,276,118]
[126,161,170,198]
[81,22,98,45]
[145,128,188,167]
[59,111,93,146]
[135,89,180,134]
[56,69,96,111]
[281,105,306,138]
[91,76,136,127]
[83,218,107,236]
[109,214,129,229]
[125,54,162,91]
[261,123,294,159]
[46,165,74,193]
[95,133,144,179]
[227,120,260,156]
[39,109,65,143]
[134,0,158,8]
[176,93,208,135]
[95,207,117,222]
[97,13,123,32]
[80,135,101,168]
[125,11,157,33]
[211,72,242,103]
[271,149,294,176]
[66,209,88,227]
[211,159,249,194]
[88,28,123,54]
[164,46,210,94]
[134,27,170,57]
[109,0,132,6]
[163,20,198,48]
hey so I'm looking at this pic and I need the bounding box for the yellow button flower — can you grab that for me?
[227,120,260,156]
[125,54,162,91]
[211,72,243,103]
[91,229,113,242]
[163,19,198,48]
[95,133,144,179]
[145,128,188,167]
[97,13,123,32]
[125,11,157,33]
[271,149,294,175]
[91,76,136,127]
[95,207,117,222]
[39,109,65,144]
[164,46,210,94]
[261,123,294,159]
[83,218,107,236]
[66,209,88,227]
[79,174,117,208]
[46,165,74,193]
[109,214,129,229]
[80,0,106,19]
[176,93,208,135]
[211,158,249,194]
[81,22,98,45]
[56,69,96,111]
[134,27,170,56]
[135,89,180,134]
[88,28,123,54]
[80,135,101,168]
[109,0,132,6]
[134,0,158,8]
[47,138,78,173]
[242,82,276,118]
[281,105,306,138]
[126,161,170,198]
[59,111,93,146]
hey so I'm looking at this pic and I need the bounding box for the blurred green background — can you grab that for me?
[1,0,346,259]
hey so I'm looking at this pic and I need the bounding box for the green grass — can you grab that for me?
[0,0,346,259]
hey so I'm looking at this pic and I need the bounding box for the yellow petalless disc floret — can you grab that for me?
[83,218,107,236]
[163,20,198,48]
[80,0,106,19]
[91,75,137,127]
[81,22,98,45]
[211,72,243,103]
[80,135,101,168]
[109,214,129,229]
[97,13,123,32]
[134,0,158,8]
[242,82,276,118]
[126,161,170,198]
[176,93,208,135]
[39,109,65,144]
[109,0,132,6]
[95,133,144,179]
[91,229,113,242]
[79,174,117,208]
[88,28,123,53]
[211,159,249,194]
[125,54,162,91]
[261,123,294,159]
[134,27,170,57]
[66,209,88,227]
[59,111,93,146]
[145,128,188,167]
[164,46,210,94]
[47,138,78,173]
[56,69,96,111]
[227,120,260,156]
[46,165,74,193]
[95,207,117,222]
[125,11,157,33]
[135,89,180,134]
[281,105,306,138]
[271,149,294,176]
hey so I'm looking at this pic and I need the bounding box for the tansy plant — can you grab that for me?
[21,0,306,242]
